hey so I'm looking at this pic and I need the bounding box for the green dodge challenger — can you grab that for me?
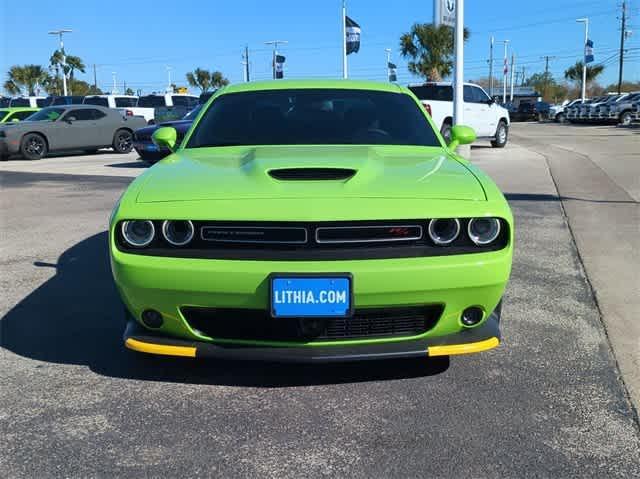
[109,79,513,361]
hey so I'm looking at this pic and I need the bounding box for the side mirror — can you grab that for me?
[65,116,76,123]
[152,126,177,152]
[447,125,476,150]
[11,118,20,122]
[487,98,495,105]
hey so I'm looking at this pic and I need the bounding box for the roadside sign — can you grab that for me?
[436,0,455,27]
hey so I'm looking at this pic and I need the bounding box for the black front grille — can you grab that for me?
[116,219,510,260]
[181,305,443,342]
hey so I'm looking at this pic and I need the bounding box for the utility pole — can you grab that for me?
[242,45,250,82]
[93,64,97,90]
[111,72,117,94]
[618,1,627,93]
[497,40,509,103]
[489,36,494,97]
[48,29,72,96]
[509,53,515,102]
[265,40,288,79]
[521,66,526,86]
[540,55,556,100]
[385,48,391,79]
[576,18,589,101]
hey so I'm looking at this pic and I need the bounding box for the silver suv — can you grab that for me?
[606,92,640,125]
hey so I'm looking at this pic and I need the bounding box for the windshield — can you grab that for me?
[187,89,440,148]
[183,104,203,120]
[84,96,109,107]
[24,107,66,122]
[137,95,166,108]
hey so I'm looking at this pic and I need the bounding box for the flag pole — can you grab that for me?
[342,1,348,79]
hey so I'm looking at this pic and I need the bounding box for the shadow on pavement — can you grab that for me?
[106,161,148,168]
[1,232,449,387]
[505,192,637,204]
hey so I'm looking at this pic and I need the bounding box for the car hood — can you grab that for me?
[135,145,486,203]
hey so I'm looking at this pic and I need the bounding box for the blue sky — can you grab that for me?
[1,0,638,95]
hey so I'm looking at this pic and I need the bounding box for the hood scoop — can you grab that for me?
[268,168,356,181]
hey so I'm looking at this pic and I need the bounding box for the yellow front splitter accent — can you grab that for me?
[125,338,196,358]
[428,337,500,357]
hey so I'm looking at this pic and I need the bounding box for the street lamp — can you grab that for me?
[576,18,589,101]
[48,29,72,96]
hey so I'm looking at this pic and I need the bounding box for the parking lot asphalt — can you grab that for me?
[1,128,639,477]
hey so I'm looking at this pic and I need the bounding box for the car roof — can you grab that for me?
[45,104,111,111]
[221,79,405,95]
[1,107,39,112]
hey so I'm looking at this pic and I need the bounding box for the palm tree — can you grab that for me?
[3,65,51,96]
[49,50,65,94]
[400,23,470,81]
[564,61,605,94]
[186,68,229,92]
[65,55,86,81]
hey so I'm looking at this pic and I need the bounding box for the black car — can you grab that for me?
[133,105,202,163]
[510,102,537,122]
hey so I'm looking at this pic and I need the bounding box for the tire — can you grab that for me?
[491,121,508,148]
[556,113,565,123]
[619,111,633,126]
[112,129,133,154]
[20,133,47,160]
[440,122,452,144]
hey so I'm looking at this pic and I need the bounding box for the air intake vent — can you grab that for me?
[269,168,356,181]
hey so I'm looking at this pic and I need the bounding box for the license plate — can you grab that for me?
[270,275,352,318]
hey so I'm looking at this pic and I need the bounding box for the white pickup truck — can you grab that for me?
[408,82,510,148]
[83,93,199,124]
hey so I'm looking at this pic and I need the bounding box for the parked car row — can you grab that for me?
[561,92,640,125]
[0,105,147,160]
[0,90,218,161]
[0,93,200,124]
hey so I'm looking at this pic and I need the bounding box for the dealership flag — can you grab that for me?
[275,54,286,79]
[345,16,361,55]
[585,39,594,64]
[503,57,508,75]
[388,62,397,82]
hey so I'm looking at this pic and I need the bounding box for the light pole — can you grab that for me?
[496,40,509,103]
[265,40,288,79]
[111,72,118,94]
[166,65,172,92]
[48,29,72,96]
[576,18,589,101]
[452,0,464,128]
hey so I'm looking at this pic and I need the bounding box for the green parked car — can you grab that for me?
[0,107,39,123]
[110,79,513,361]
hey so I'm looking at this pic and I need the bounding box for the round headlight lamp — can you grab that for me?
[468,218,501,245]
[162,220,194,246]
[428,218,461,245]
[121,220,155,247]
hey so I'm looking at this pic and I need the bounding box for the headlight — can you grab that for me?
[468,218,501,245]
[121,220,155,247]
[162,220,194,246]
[428,218,460,245]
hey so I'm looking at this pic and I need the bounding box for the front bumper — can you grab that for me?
[123,304,502,362]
